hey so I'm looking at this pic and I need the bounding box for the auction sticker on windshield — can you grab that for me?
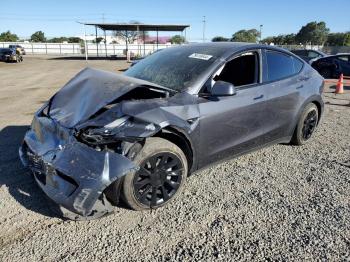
[189,53,213,60]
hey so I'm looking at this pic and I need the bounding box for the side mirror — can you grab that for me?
[211,81,236,96]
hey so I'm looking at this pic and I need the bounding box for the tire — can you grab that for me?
[122,137,188,211]
[319,68,332,78]
[291,103,319,146]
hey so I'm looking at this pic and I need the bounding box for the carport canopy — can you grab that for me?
[79,22,190,60]
[84,23,189,32]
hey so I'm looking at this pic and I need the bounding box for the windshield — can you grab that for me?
[124,45,225,91]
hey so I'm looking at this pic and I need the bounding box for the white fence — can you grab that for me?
[0,42,173,56]
[85,43,171,56]
[0,42,81,55]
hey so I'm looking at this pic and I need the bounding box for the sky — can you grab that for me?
[1,0,349,41]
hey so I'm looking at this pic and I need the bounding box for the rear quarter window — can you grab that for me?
[292,57,304,73]
[265,50,296,82]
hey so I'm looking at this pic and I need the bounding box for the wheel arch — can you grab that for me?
[153,126,195,174]
[290,96,324,139]
[311,100,322,124]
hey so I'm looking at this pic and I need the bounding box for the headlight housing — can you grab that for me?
[78,116,159,145]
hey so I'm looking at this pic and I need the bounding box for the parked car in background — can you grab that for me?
[20,43,324,220]
[9,44,26,55]
[311,54,350,78]
[0,48,23,63]
[291,49,326,63]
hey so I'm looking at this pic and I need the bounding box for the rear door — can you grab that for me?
[336,55,350,76]
[261,49,305,143]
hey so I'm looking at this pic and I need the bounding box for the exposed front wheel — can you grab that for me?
[122,137,188,210]
[291,103,319,145]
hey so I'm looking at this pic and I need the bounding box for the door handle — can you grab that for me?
[254,94,264,100]
[299,76,310,81]
[296,85,304,89]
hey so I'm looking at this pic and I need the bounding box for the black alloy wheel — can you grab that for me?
[301,110,318,140]
[133,152,183,207]
[291,103,319,145]
[121,137,188,211]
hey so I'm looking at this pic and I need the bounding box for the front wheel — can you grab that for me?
[122,137,188,210]
[291,103,319,145]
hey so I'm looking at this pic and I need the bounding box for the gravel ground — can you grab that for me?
[0,57,349,261]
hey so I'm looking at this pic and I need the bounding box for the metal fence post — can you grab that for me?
[45,43,48,54]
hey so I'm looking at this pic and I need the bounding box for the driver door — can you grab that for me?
[197,50,268,168]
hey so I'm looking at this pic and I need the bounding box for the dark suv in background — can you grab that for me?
[9,44,26,55]
[0,48,23,63]
[311,54,350,78]
[291,49,326,63]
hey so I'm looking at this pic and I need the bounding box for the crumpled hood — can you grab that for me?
[49,67,162,128]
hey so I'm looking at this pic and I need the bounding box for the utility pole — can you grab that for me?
[202,16,206,42]
[259,24,263,43]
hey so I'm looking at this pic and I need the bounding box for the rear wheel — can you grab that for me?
[291,103,319,145]
[122,137,188,210]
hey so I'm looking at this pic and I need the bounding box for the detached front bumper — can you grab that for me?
[19,114,137,219]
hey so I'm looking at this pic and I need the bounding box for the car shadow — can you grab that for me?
[118,68,129,72]
[0,125,59,218]
[325,101,350,107]
[328,84,350,91]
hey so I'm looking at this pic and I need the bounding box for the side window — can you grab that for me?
[308,51,320,58]
[292,57,304,73]
[337,56,348,62]
[213,52,259,87]
[265,51,295,82]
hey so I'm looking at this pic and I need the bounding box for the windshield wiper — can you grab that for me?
[141,84,178,96]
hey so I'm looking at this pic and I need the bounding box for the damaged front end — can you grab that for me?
[19,110,140,220]
[19,67,199,220]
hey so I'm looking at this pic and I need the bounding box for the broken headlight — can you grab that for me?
[78,116,159,145]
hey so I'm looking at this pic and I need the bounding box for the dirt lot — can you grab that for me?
[0,56,349,261]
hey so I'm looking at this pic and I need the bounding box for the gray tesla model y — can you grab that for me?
[19,43,324,220]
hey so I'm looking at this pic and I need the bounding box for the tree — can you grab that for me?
[326,32,350,46]
[295,21,329,45]
[212,36,229,42]
[231,29,260,43]
[68,37,82,43]
[283,34,297,45]
[48,37,68,43]
[92,37,104,44]
[48,36,82,43]
[262,34,296,45]
[261,36,275,44]
[114,21,146,44]
[31,31,46,42]
[0,31,19,42]
[170,35,185,44]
